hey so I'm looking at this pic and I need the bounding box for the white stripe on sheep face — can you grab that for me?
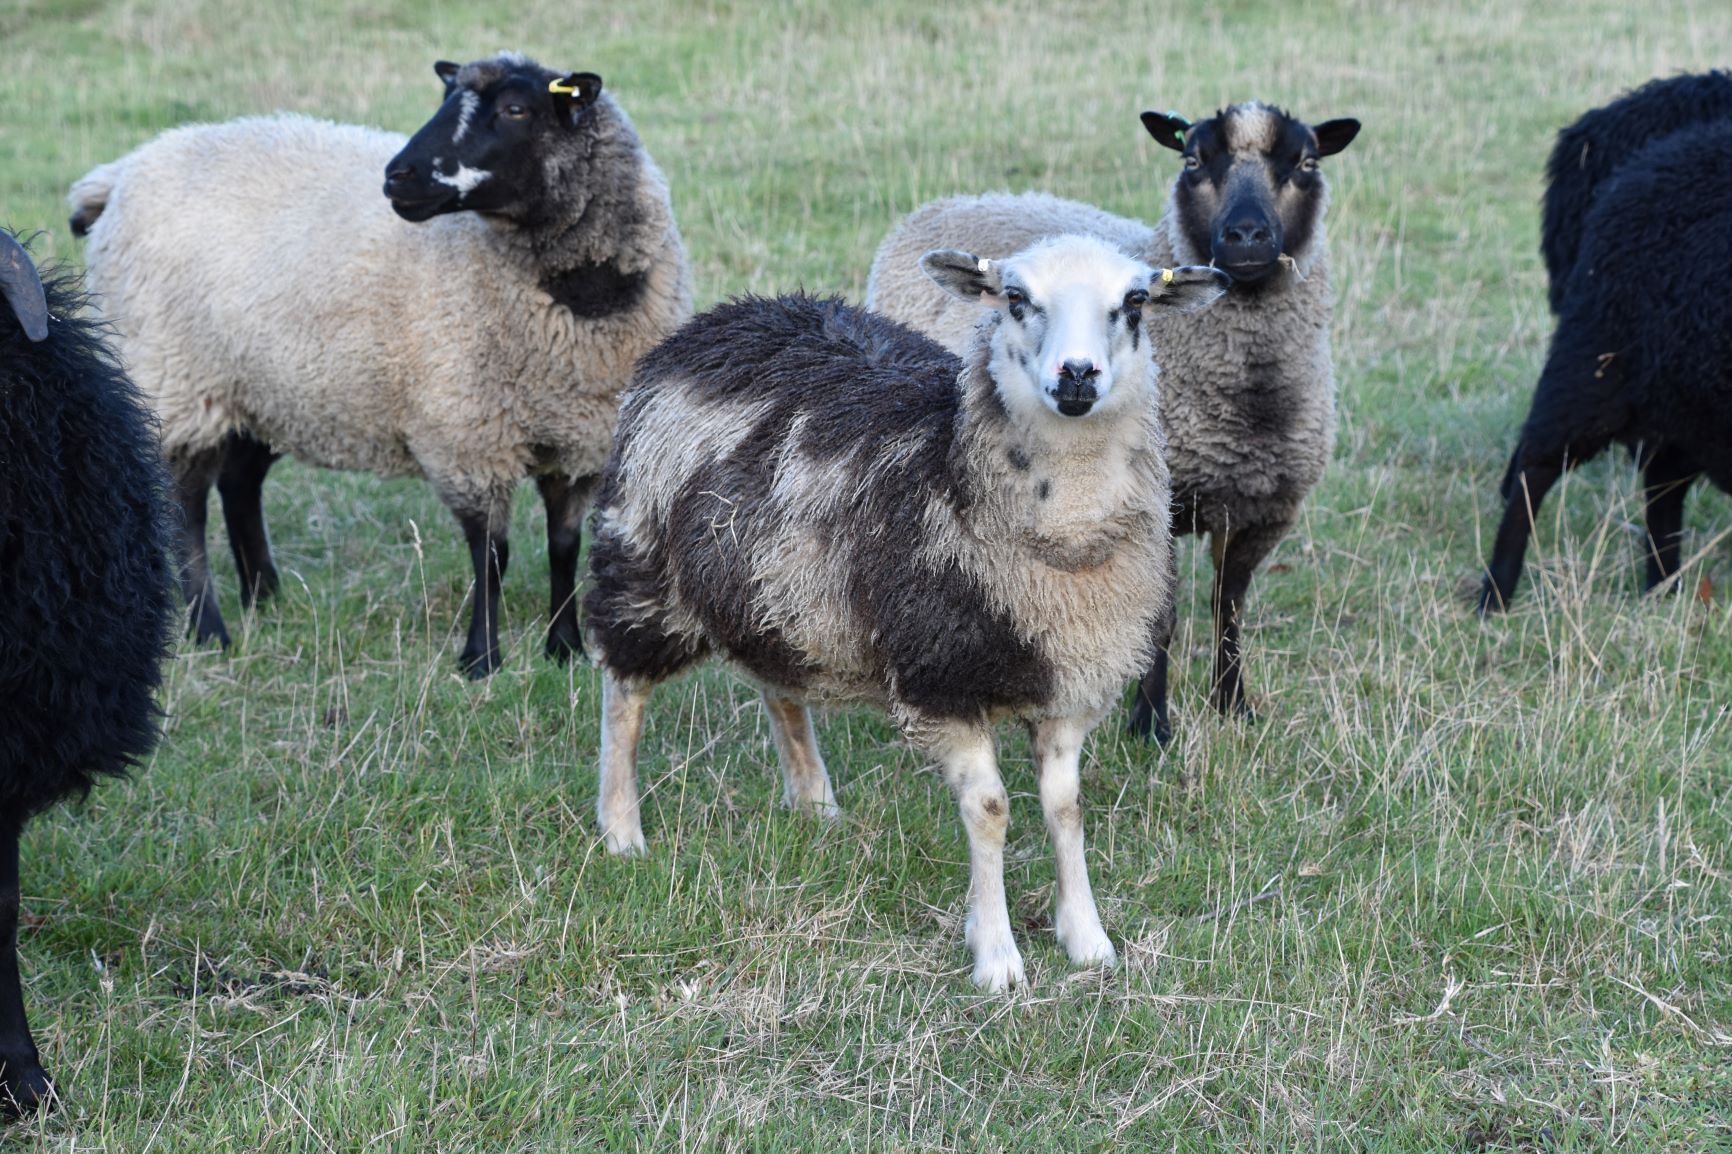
[921,236,1159,423]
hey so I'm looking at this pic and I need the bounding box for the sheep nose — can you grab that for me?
[1222,220,1271,246]
[1058,359,1098,382]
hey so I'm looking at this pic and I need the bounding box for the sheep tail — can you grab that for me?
[67,163,121,238]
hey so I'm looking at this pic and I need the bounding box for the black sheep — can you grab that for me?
[1541,70,1732,313]
[0,229,176,1113]
[1481,120,1732,611]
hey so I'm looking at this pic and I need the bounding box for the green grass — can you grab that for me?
[4,0,1731,1149]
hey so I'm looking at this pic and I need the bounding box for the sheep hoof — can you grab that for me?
[238,569,280,610]
[544,626,585,664]
[603,827,647,857]
[1475,578,1511,615]
[189,613,230,650]
[970,946,1027,993]
[458,647,501,679]
[0,1060,55,1117]
[1057,919,1117,969]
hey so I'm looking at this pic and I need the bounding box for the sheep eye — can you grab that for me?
[1298,156,1319,173]
[503,102,530,119]
[1004,288,1026,307]
[1123,289,1149,309]
[1182,154,1201,171]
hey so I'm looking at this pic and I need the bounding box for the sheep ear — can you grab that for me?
[1147,266,1230,314]
[0,231,48,343]
[1312,118,1361,157]
[434,61,461,93]
[921,249,1004,304]
[1141,110,1190,152]
[549,72,604,123]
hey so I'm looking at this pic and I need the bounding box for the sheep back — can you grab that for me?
[75,110,689,509]
[0,262,176,817]
[1541,71,1732,313]
[1531,119,1732,487]
[866,191,1335,535]
[585,293,1169,724]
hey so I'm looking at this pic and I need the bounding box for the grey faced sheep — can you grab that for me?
[70,53,692,676]
[1479,118,1732,611]
[0,230,176,1113]
[584,234,1228,990]
[1540,70,1732,315]
[865,103,1360,742]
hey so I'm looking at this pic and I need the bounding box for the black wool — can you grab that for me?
[1540,70,1732,313]
[1482,120,1732,609]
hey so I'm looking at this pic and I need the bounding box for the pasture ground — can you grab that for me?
[2,0,1730,1149]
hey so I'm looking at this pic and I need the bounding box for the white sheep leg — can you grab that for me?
[935,726,1024,991]
[1031,715,1115,968]
[762,691,838,818]
[597,672,650,856]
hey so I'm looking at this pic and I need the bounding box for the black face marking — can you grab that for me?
[543,261,649,319]
[1007,447,1030,471]
[384,56,599,224]
[1036,479,1052,501]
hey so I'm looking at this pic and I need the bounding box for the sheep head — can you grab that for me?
[922,235,1227,419]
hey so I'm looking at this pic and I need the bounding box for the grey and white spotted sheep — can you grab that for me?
[866,102,1360,741]
[70,53,693,676]
[0,230,177,1114]
[584,234,1227,990]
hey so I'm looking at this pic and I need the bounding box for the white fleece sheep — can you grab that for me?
[71,53,692,675]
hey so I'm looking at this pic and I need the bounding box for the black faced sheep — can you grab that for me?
[70,53,692,676]
[584,234,1227,990]
[1540,70,1732,314]
[865,102,1360,742]
[1479,119,1732,611]
[0,229,176,1113]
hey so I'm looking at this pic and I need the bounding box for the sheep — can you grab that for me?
[865,102,1360,742]
[70,53,693,676]
[1479,118,1732,611]
[0,229,176,1113]
[583,233,1228,990]
[1540,71,1732,314]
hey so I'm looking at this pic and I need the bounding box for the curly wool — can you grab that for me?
[0,256,176,818]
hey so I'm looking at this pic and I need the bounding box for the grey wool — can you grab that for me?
[866,102,1359,740]
[70,53,692,676]
[584,234,1227,991]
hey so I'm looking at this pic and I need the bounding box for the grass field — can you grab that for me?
[3,0,1731,1149]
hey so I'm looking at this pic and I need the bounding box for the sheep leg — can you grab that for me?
[1478,450,1564,613]
[1127,586,1178,745]
[537,473,595,664]
[1639,445,1698,593]
[762,691,838,817]
[1209,522,1284,720]
[0,822,51,1115]
[597,672,650,856]
[933,726,1023,991]
[171,446,230,648]
[216,431,281,609]
[1030,715,1115,968]
[453,503,511,678]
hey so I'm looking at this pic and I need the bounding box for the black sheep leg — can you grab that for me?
[1128,568,1180,745]
[538,473,596,663]
[1208,522,1285,720]
[1638,445,1698,593]
[172,446,229,647]
[1478,447,1565,613]
[216,431,282,609]
[0,822,51,1115]
[454,505,510,678]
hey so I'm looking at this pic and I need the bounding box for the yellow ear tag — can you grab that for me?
[549,78,581,96]
[1161,268,1174,284]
